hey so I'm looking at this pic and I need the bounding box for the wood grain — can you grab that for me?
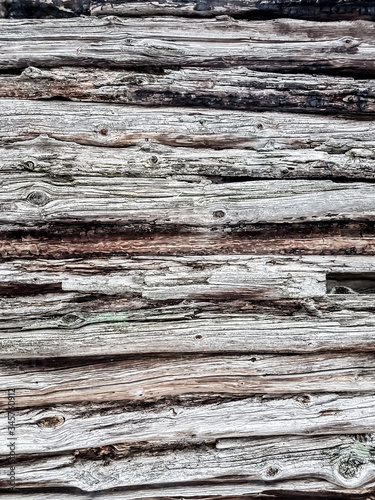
[1,435,375,491]
[2,173,375,230]
[1,256,375,357]
[2,66,375,115]
[90,0,375,21]
[0,18,374,75]
[4,135,375,180]
[4,100,375,149]
[2,351,375,407]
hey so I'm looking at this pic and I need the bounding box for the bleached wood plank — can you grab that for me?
[2,352,375,408]
[1,256,375,357]
[0,255,341,300]
[1,435,375,491]
[5,135,375,180]
[0,18,374,74]
[90,0,375,21]
[3,66,375,115]
[2,167,375,231]
[3,100,375,149]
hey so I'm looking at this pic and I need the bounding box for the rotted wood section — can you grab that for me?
[1,5,375,500]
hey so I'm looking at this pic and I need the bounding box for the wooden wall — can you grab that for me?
[1,1,375,498]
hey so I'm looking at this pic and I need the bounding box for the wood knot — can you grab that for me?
[337,456,363,479]
[213,210,226,219]
[37,415,65,428]
[21,66,45,79]
[61,313,83,326]
[296,394,311,404]
[23,160,36,171]
[266,466,280,477]
[26,191,50,207]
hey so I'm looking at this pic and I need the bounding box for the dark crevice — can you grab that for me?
[0,282,62,297]
[207,175,375,184]
[327,272,375,294]
[39,95,72,101]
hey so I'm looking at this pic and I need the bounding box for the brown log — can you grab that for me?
[2,66,374,115]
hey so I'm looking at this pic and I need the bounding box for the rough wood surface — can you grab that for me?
[1,256,375,358]
[1,435,375,492]
[0,18,374,75]
[3,66,374,115]
[2,173,375,230]
[1,7,375,499]
[3,100,375,149]
[3,393,375,457]
[2,351,375,407]
[4,135,375,180]
[90,0,375,20]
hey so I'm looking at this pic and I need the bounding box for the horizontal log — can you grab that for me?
[1,231,375,258]
[5,135,375,180]
[1,434,375,491]
[0,18,375,74]
[2,351,375,408]
[1,255,375,357]
[0,254,366,300]
[3,66,375,115]
[2,172,375,231]
[3,488,375,500]
[3,100,375,149]
[90,0,375,21]
[2,394,375,457]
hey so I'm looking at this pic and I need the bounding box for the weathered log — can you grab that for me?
[2,103,375,230]
[2,351,375,408]
[1,435,375,491]
[1,256,375,357]
[4,100,375,149]
[90,0,375,21]
[1,254,373,299]
[0,18,374,75]
[1,230,375,258]
[2,172,375,231]
[3,66,374,115]
[4,135,375,180]
[2,395,375,457]
[3,100,375,150]
[3,489,375,500]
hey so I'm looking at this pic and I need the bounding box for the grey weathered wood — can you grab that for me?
[3,100,375,149]
[1,435,375,491]
[2,66,375,116]
[2,394,375,457]
[4,135,375,180]
[1,171,375,230]
[0,254,364,299]
[0,18,374,74]
[2,351,375,408]
[1,256,375,357]
[90,0,375,21]
[3,304,375,357]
